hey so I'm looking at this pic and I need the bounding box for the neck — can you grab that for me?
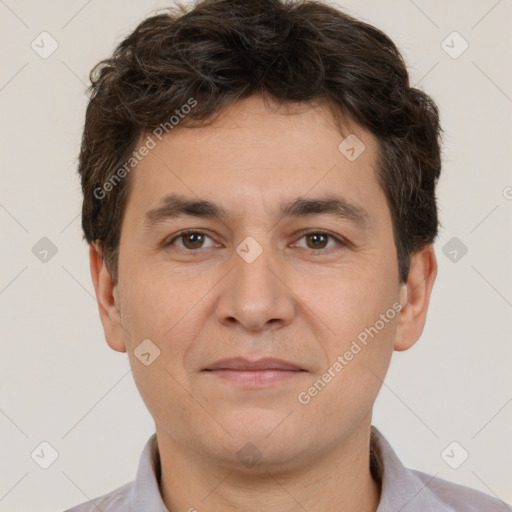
[156,421,381,512]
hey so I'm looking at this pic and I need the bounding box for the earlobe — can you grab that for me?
[89,244,127,353]
[393,245,437,352]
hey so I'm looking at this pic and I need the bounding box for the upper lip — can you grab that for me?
[204,357,305,371]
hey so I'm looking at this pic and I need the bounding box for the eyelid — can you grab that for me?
[164,229,218,249]
[291,228,350,249]
[164,228,350,251]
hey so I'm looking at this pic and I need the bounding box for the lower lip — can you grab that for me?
[204,369,305,386]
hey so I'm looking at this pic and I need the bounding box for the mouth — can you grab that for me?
[202,357,307,387]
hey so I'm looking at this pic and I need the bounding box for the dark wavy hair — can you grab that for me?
[78,0,442,283]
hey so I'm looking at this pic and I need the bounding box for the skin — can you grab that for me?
[90,93,437,512]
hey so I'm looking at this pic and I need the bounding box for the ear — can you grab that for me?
[89,243,127,353]
[394,244,437,352]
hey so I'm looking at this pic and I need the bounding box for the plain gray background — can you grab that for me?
[1,1,511,510]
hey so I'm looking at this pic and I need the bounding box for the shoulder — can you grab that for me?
[412,469,510,512]
[62,481,133,512]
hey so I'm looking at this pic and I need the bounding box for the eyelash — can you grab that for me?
[165,229,349,253]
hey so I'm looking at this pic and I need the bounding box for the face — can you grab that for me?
[92,94,435,469]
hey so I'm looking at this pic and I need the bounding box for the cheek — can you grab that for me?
[298,313,396,433]
[301,264,399,402]
[120,261,209,344]
[118,266,206,432]
[127,354,203,445]
[306,258,399,344]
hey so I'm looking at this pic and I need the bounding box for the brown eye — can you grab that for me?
[293,231,344,251]
[305,233,330,249]
[167,231,215,250]
[181,232,205,249]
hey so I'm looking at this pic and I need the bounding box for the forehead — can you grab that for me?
[125,95,386,223]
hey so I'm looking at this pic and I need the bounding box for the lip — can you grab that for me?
[203,357,304,371]
[202,357,306,387]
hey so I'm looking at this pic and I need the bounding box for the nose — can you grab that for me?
[215,240,295,332]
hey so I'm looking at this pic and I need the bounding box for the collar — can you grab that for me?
[370,426,455,511]
[128,426,455,512]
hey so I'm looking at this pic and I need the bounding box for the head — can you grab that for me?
[82,0,440,469]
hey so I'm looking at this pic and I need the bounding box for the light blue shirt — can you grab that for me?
[64,426,509,511]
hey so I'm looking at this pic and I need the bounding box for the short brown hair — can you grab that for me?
[79,0,442,283]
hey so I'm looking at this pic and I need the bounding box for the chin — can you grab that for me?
[210,409,311,468]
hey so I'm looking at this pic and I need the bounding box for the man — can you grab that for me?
[66,0,508,510]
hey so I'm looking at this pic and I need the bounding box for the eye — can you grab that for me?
[292,230,347,251]
[166,230,217,250]
[164,229,347,252]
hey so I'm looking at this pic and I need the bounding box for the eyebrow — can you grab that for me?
[144,193,371,229]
